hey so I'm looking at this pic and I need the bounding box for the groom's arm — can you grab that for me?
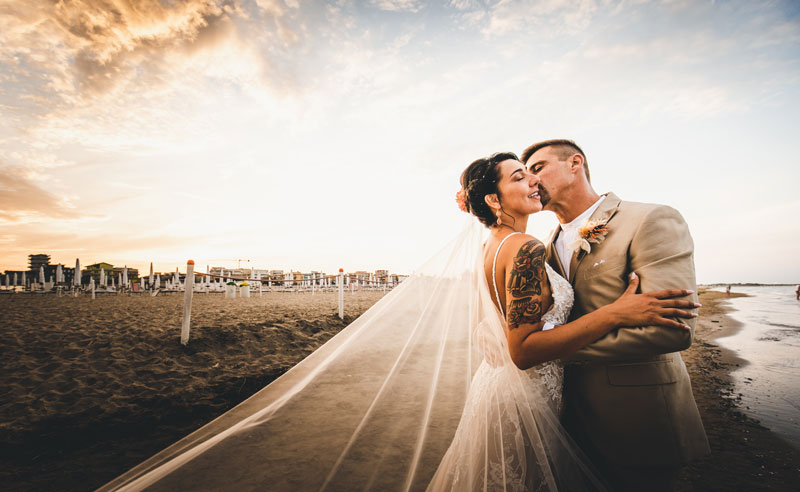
[562,205,697,362]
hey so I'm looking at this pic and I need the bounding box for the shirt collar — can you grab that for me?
[560,195,606,232]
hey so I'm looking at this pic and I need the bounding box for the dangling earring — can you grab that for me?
[496,211,502,226]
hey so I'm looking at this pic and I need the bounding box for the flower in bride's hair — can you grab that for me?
[456,189,468,212]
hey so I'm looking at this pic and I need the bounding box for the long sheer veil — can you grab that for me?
[99,219,605,491]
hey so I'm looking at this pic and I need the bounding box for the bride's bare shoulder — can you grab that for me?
[502,234,546,258]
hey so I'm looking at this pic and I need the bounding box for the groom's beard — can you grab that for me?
[538,184,552,207]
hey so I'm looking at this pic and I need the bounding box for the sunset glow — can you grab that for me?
[1,0,798,282]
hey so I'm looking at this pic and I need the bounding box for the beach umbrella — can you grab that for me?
[56,264,63,283]
[74,258,81,286]
[38,266,45,284]
[100,267,105,286]
[4,274,8,287]
[155,274,161,289]
[112,276,116,289]
[13,272,17,286]
[123,267,128,287]
[149,262,154,285]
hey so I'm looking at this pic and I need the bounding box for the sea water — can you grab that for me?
[714,285,800,449]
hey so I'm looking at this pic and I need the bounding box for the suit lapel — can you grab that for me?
[568,192,622,284]
[545,226,567,279]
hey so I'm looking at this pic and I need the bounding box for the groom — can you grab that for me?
[521,139,710,491]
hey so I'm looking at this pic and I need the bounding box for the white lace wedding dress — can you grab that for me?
[427,233,580,492]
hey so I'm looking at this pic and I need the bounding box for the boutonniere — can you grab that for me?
[569,219,610,254]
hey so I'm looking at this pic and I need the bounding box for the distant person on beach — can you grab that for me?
[521,139,709,492]
[726,285,731,295]
[795,284,799,300]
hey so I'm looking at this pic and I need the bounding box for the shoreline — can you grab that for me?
[676,290,800,491]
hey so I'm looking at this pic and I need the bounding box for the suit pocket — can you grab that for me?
[582,258,626,280]
[606,360,678,386]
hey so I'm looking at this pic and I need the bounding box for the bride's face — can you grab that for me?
[494,159,543,216]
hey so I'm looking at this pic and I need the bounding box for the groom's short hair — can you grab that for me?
[521,139,590,183]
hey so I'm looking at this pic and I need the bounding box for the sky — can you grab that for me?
[0,0,798,283]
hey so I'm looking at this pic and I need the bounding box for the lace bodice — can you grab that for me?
[540,262,573,326]
[530,263,573,413]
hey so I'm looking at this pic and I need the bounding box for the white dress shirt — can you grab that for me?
[555,195,606,276]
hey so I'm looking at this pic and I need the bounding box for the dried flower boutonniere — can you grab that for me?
[569,219,610,254]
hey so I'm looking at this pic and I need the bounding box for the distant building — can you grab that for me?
[86,263,114,282]
[112,266,139,280]
[28,254,50,272]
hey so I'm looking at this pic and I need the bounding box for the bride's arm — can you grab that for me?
[503,238,696,371]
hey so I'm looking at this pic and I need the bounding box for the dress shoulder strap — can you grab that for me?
[492,232,521,318]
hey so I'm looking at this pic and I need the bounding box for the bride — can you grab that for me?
[101,153,697,492]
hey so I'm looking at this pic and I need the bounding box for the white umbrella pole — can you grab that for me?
[181,260,195,345]
[338,269,344,320]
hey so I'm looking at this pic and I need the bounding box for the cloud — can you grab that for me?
[368,0,424,13]
[0,167,80,222]
[0,0,302,114]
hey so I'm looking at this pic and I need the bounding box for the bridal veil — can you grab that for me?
[100,220,605,491]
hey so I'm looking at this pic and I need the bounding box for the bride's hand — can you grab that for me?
[605,272,699,330]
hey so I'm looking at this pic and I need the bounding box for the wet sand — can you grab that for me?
[676,290,800,491]
[2,289,799,491]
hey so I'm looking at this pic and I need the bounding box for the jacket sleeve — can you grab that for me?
[562,205,697,362]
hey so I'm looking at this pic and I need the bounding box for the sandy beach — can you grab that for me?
[2,289,799,491]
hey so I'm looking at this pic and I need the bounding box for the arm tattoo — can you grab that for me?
[506,240,547,329]
[507,297,543,329]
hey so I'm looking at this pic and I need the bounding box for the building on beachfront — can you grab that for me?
[351,271,371,283]
[28,254,50,272]
[86,263,114,283]
[112,266,139,281]
[2,270,28,285]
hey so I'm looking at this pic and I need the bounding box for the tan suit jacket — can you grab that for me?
[549,192,710,467]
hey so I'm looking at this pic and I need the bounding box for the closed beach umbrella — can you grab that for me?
[155,274,161,289]
[39,266,45,284]
[4,274,8,287]
[56,264,63,283]
[149,262,154,286]
[13,272,17,285]
[123,267,128,287]
[100,267,105,286]
[74,259,81,286]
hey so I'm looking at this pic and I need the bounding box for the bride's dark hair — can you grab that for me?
[460,152,519,228]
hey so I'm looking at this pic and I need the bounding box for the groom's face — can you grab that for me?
[524,146,571,210]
